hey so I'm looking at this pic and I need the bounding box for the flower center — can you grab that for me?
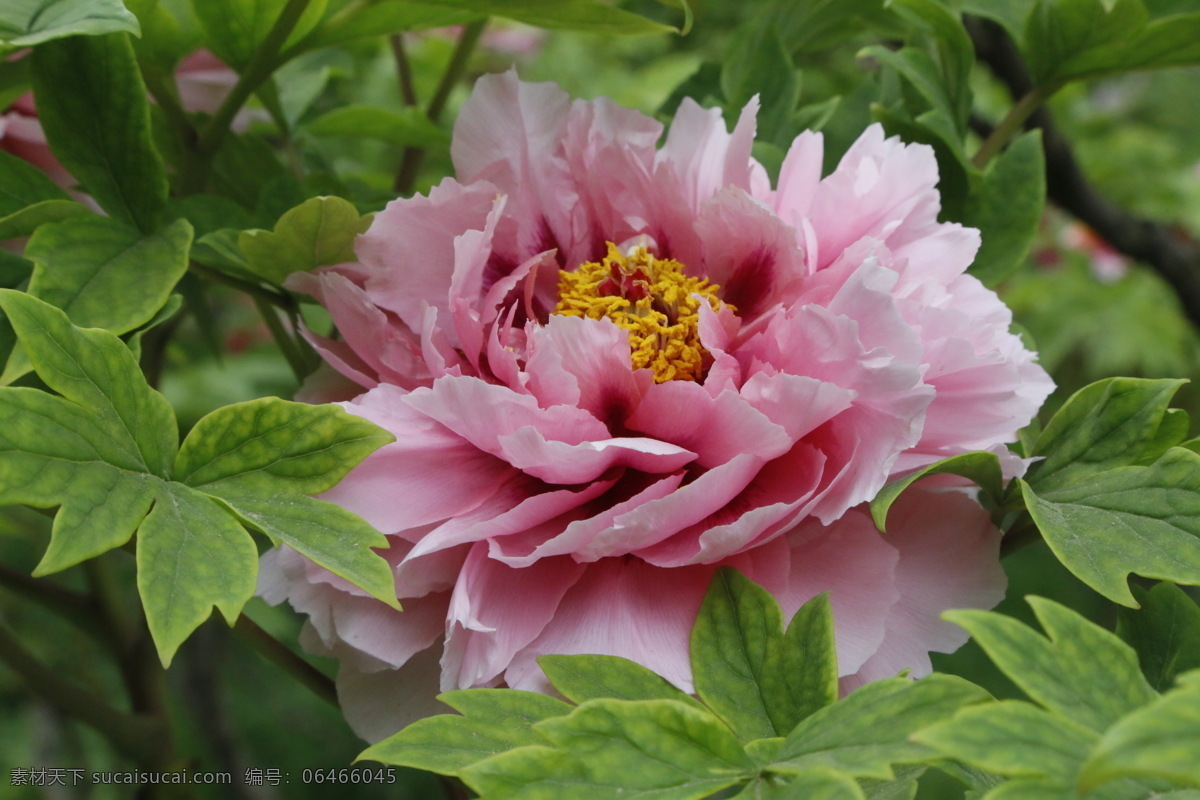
[554,242,727,383]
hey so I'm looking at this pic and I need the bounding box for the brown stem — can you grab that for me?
[967,16,1200,329]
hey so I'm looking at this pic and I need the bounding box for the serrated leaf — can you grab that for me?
[31,34,168,233]
[537,654,705,710]
[360,688,572,775]
[304,105,448,146]
[1079,671,1200,792]
[964,131,1045,287]
[176,397,389,494]
[461,698,753,800]
[238,196,372,285]
[0,291,395,665]
[1026,378,1186,494]
[1020,449,1200,606]
[736,768,866,799]
[771,675,990,780]
[137,481,258,664]
[0,0,140,47]
[945,597,1157,734]
[870,451,1004,531]
[25,216,192,334]
[1118,583,1200,692]
[691,567,793,741]
[914,701,1097,780]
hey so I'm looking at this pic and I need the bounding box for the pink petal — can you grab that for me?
[503,556,717,693]
[323,385,513,533]
[356,178,499,336]
[442,545,587,689]
[807,124,942,272]
[627,381,791,467]
[403,375,611,458]
[777,510,902,675]
[335,642,448,743]
[524,315,651,424]
[695,187,806,320]
[842,487,1005,686]
[773,130,825,224]
[497,428,695,484]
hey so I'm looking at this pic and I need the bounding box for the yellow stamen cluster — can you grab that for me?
[554,242,727,383]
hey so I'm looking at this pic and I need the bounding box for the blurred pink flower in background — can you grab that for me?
[0,50,251,190]
[260,72,1053,741]
[0,92,74,186]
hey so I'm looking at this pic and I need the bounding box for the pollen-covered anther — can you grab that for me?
[554,242,729,382]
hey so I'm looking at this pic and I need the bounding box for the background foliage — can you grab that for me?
[2,0,1200,798]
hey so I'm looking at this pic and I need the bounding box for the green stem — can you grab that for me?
[234,615,338,706]
[187,0,311,188]
[253,295,312,382]
[1000,516,1042,558]
[188,261,290,310]
[0,620,169,765]
[394,19,487,195]
[390,34,418,108]
[0,564,107,641]
[971,84,1056,170]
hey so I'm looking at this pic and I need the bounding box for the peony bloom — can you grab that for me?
[259,72,1053,742]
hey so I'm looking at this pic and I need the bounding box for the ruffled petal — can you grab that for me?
[842,486,1005,686]
[442,545,587,689]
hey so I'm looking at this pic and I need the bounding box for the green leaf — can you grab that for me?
[945,597,1158,734]
[175,397,399,606]
[691,567,793,741]
[291,3,476,52]
[0,149,70,216]
[360,689,572,776]
[1024,0,1200,84]
[0,200,90,242]
[190,0,328,70]
[24,216,192,334]
[780,594,839,726]
[0,0,140,47]
[914,700,1097,780]
[537,654,705,710]
[1118,583,1200,692]
[736,768,866,799]
[952,0,1037,41]
[721,24,800,146]
[1079,671,1200,792]
[176,396,387,494]
[462,698,754,800]
[418,0,677,34]
[0,291,395,665]
[1023,0,1148,85]
[1020,448,1200,606]
[870,451,1003,532]
[31,34,168,233]
[137,480,258,662]
[304,105,448,146]
[1026,377,1186,494]
[963,131,1046,287]
[771,675,990,780]
[238,196,372,285]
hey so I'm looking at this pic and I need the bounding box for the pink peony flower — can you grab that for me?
[0,93,74,187]
[259,72,1053,742]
